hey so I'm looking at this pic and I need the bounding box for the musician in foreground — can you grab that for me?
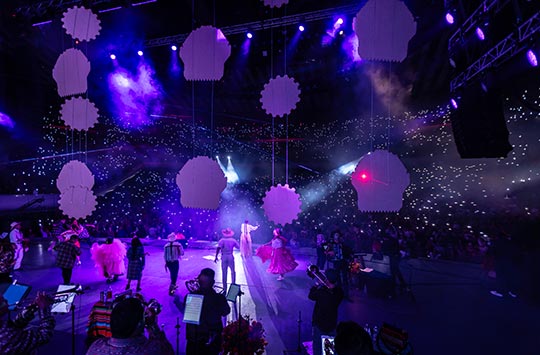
[185,268,230,355]
[308,268,344,355]
[86,294,173,355]
[0,291,56,354]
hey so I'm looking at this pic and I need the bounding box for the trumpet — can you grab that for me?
[185,278,223,293]
[306,264,333,289]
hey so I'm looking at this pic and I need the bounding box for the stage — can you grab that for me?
[2,238,538,355]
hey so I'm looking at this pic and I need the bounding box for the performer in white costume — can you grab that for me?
[239,220,258,258]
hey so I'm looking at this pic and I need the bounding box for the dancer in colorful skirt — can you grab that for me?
[256,228,298,280]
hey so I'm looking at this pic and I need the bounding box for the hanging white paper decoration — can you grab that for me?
[260,75,301,117]
[175,156,227,209]
[262,0,289,8]
[179,26,231,81]
[262,184,302,226]
[62,6,101,42]
[351,150,410,212]
[59,186,97,219]
[353,0,416,62]
[56,160,95,192]
[60,97,99,131]
[52,48,90,97]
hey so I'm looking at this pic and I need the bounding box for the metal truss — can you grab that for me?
[448,0,512,52]
[15,0,153,18]
[450,11,540,92]
[144,3,363,48]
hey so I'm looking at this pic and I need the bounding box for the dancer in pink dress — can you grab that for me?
[257,228,298,280]
[90,237,126,283]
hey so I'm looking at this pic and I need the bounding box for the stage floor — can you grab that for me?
[3,238,538,355]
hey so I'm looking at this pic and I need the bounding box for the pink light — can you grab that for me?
[526,50,538,67]
[476,27,485,41]
[445,13,455,24]
[361,173,367,180]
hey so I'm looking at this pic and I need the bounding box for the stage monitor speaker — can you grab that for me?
[450,86,513,158]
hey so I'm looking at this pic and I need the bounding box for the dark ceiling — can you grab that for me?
[0,0,536,165]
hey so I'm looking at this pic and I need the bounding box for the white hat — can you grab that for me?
[10,222,21,229]
[167,233,177,242]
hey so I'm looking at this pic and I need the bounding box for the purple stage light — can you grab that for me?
[137,50,144,56]
[445,13,455,24]
[171,45,177,51]
[339,30,344,36]
[337,18,344,25]
[0,112,15,128]
[475,27,485,41]
[450,98,458,109]
[299,25,305,32]
[247,32,253,39]
[110,54,116,60]
[526,50,538,67]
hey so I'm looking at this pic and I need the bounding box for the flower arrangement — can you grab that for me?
[222,316,267,355]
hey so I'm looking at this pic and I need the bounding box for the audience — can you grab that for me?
[0,291,56,354]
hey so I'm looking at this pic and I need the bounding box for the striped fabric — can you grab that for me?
[164,242,183,262]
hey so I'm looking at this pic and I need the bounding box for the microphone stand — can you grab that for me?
[175,317,181,355]
[283,310,303,354]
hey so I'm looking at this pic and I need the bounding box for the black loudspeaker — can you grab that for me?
[450,86,513,158]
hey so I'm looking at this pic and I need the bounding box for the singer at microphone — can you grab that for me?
[308,268,344,355]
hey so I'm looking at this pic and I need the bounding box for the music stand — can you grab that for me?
[2,281,32,311]
[51,284,83,355]
[183,294,204,325]
[226,283,244,321]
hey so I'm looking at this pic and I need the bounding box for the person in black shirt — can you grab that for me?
[309,268,344,355]
[185,268,230,355]
[326,231,352,300]
[334,321,375,355]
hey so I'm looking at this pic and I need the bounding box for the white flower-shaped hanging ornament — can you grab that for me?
[179,26,231,81]
[62,6,101,41]
[351,150,410,212]
[56,160,95,192]
[53,48,90,97]
[59,186,98,219]
[262,184,302,226]
[262,0,289,8]
[353,0,416,62]
[60,97,99,131]
[176,156,227,209]
[260,75,301,117]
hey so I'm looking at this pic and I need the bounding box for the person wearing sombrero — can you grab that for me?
[9,222,24,270]
[164,233,184,295]
[214,228,240,293]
